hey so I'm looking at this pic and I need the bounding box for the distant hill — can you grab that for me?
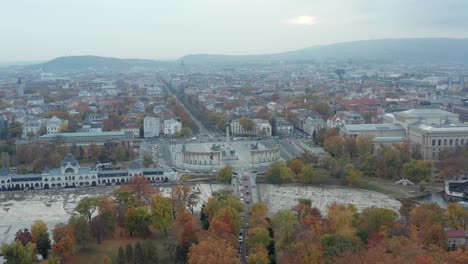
[27,55,163,72]
[180,38,468,64]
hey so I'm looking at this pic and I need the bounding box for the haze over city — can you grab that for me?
[2,0,468,61]
[2,1,468,264]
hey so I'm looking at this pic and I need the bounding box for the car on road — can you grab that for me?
[246,190,250,195]
[246,199,250,204]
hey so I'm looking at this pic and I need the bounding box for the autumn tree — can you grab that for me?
[31,220,49,243]
[15,228,33,246]
[249,202,269,228]
[216,165,233,182]
[52,223,76,259]
[188,238,241,264]
[176,212,198,245]
[239,118,255,134]
[399,199,416,222]
[247,245,270,264]
[326,203,357,237]
[324,135,346,157]
[151,194,174,236]
[210,206,242,237]
[409,203,446,228]
[447,202,467,228]
[288,158,304,176]
[437,146,468,179]
[127,175,157,205]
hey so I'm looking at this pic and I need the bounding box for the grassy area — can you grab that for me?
[354,180,403,198]
[67,225,179,264]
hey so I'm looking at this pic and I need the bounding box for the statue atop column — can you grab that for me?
[226,119,231,144]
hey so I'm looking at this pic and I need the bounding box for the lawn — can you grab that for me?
[66,226,178,264]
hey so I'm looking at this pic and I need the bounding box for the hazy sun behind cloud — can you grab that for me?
[286,15,317,26]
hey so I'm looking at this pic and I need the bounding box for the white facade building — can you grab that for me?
[47,116,68,134]
[230,119,272,137]
[303,117,326,135]
[163,119,182,136]
[144,117,160,138]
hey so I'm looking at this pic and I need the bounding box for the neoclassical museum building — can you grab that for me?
[0,154,176,191]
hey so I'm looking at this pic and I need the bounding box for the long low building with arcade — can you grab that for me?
[0,154,176,191]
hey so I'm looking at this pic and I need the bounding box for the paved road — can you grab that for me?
[232,171,257,263]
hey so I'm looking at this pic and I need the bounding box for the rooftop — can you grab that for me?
[395,108,458,118]
[40,131,127,138]
[343,124,405,132]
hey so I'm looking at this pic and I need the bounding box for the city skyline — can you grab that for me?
[2,0,468,61]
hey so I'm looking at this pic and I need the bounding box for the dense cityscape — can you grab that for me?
[2,1,468,264]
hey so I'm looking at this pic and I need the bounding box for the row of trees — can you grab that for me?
[315,132,436,185]
[266,158,331,185]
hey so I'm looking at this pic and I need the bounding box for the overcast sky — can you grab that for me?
[1,0,468,61]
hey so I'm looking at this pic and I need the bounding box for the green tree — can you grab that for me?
[239,118,255,134]
[246,227,272,248]
[125,207,151,237]
[68,216,92,251]
[320,234,361,261]
[266,161,292,184]
[271,209,296,250]
[31,220,48,243]
[114,144,126,162]
[151,194,174,236]
[118,246,126,264]
[298,165,315,183]
[38,126,47,136]
[216,165,233,182]
[142,240,159,264]
[142,153,153,168]
[343,164,362,186]
[2,241,37,264]
[134,242,143,264]
[0,152,10,168]
[357,207,398,234]
[314,102,332,119]
[75,196,100,223]
[125,244,133,264]
[403,160,433,182]
[36,232,51,259]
